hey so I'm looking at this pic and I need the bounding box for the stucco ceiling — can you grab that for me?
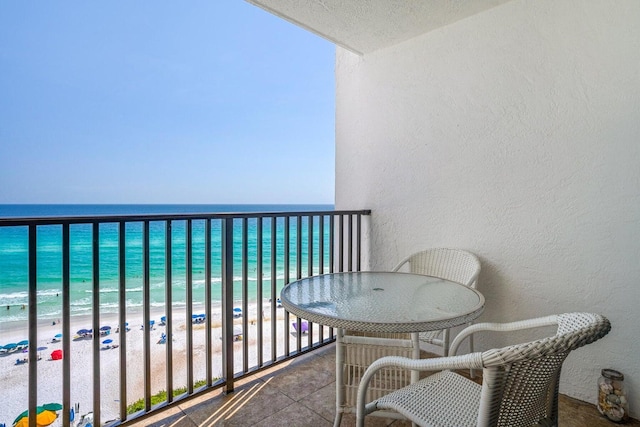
[246,0,513,54]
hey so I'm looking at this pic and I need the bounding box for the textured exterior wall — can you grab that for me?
[336,0,640,416]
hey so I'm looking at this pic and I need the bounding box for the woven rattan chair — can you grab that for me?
[392,248,481,355]
[337,249,481,425]
[356,312,611,427]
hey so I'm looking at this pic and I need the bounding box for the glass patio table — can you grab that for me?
[280,271,485,426]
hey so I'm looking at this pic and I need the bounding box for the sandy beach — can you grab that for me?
[0,301,318,426]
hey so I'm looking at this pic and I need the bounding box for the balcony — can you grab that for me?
[2,207,638,426]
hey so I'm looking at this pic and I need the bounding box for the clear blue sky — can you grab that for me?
[0,2,335,204]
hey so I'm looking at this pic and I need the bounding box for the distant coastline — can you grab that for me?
[0,203,334,218]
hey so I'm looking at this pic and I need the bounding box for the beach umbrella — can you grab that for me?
[54,333,62,338]
[3,343,17,350]
[76,329,90,335]
[100,325,111,331]
[37,346,47,351]
[41,403,62,411]
[12,406,58,427]
[50,349,62,360]
[102,339,113,345]
[17,340,29,347]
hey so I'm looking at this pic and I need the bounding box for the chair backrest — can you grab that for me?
[392,248,481,287]
[477,312,611,427]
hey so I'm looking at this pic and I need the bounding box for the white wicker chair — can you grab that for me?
[356,312,611,427]
[337,249,481,425]
[392,248,481,355]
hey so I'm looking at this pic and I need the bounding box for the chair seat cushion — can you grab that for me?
[375,370,481,427]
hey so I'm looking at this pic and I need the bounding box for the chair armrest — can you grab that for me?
[356,353,483,420]
[449,314,559,356]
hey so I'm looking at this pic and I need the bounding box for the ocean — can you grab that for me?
[0,204,334,323]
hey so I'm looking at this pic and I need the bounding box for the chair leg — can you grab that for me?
[469,327,476,379]
[335,329,345,427]
[442,328,450,356]
[334,412,343,427]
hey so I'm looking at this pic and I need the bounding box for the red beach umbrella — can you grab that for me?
[50,349,63,360]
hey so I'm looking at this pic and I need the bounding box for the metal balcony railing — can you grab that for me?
[0,208,371,426]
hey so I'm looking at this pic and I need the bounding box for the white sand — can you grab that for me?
[0,301,319,425]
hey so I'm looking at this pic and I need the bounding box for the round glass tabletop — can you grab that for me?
[280,272,484,333]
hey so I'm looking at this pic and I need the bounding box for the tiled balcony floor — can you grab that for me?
[129,343,637,427]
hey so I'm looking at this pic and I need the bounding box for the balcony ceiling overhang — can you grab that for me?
[246,0,512,55]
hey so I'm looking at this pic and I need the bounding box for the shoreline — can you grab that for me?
[0,299,311,425]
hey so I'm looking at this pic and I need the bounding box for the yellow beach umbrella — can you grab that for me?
[12,405,59,427]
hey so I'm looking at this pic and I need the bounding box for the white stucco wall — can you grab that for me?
[336,0,640,416]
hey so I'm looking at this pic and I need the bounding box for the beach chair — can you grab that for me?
[158,333,167,344]
[292,320,309,334]
[356,312,611,427]
[233,325,243,341]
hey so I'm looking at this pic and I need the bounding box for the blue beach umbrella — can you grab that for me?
[3,343,17,350]
[54,333,62,338]
[102,339,113,345]
[17,340,29,346]
[100,326,111,331]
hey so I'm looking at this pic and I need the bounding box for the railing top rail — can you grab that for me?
[0,209,371,227]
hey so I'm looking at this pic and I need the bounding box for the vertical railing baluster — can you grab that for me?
[319,215,324,274]
[92,222,101,424]
[357,214,362,272]
[28,224,37,427]
[118,221,128,418]
[296,215,302,280]
[339,215,345,273]
[270,216,277,361]
[328,215,335,338]
[284,217,290,356]
[222,218,234,394]
[205,219,212,386]
[143,220,151,411]
[307,215,313,277]
[165,221,174,400]
[257,217,264,366]
[296,216,302,352]
[318,216,324,343]
[307,215,313,347]
[186,220,194,393]
[62,224,71,426]
[348,214,354,272]
[242,218,249,372]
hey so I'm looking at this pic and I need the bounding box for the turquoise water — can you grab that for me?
[0,204,334,322]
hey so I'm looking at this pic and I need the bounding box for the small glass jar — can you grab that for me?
[598,369,629,423]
